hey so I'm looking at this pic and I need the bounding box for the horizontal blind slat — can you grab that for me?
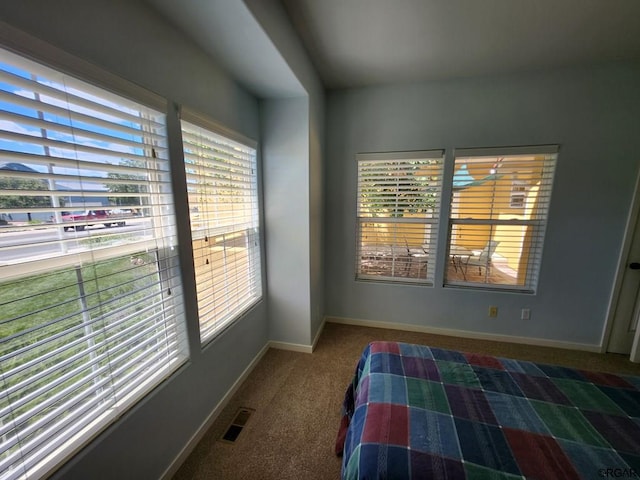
[0,130,155,164]
[0,109,168,150]
[0,68,165,128]
[0,89,166,142]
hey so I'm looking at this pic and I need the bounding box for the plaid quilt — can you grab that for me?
[335,341,640,479]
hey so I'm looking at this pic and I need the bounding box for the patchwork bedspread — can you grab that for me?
[335,341,640,479]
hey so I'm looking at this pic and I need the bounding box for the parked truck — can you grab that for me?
[61,209,127,231]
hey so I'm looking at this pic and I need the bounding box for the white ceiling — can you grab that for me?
[149,0,640,94]
[281,0,640,89]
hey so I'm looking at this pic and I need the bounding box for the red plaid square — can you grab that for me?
[464,352,504,370]
[504,428,580,479]
[362,403,409,447]
[370,341,401,354]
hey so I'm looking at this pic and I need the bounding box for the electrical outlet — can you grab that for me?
[488,306,498,317]
[521,308,530,320]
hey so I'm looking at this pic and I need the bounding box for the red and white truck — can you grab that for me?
[61,209,127,231]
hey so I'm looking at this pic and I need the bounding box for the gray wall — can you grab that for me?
[0,1,269,479]
[246,0,326,346]
[308,94,325,340]
[261,97,312,345]
[325,63,640,347]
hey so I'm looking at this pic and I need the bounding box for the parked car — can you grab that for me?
[61,209,127,231]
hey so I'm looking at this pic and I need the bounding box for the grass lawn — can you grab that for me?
[0,251,160,357]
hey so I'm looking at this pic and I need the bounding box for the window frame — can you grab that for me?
[355,150,444,285]
[0,41,189,480]
[179,109,263,344]
[445,145,558,293]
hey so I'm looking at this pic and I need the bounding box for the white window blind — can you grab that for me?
[447,146,557,292]
[0,47,187,479]
[180,117,261,343]
[356,151,444,284]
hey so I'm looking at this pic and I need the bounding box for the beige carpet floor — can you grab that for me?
[172,322,640,480]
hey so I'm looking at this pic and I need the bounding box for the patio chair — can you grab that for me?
[377,243,409,276]
[463,240,499,276]
[405,239,429,277]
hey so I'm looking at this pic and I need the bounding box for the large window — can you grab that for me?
[446,146,557,292]
[180,116,261,343]
[0,47,187,479]
[355,151,444,284]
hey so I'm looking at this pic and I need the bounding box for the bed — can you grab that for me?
[335,341,640,479]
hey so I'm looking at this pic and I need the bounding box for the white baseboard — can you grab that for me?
[311,316,327,351]
[327,316,602,353]
[268,340,314,353]
[269,316,327,354]
[160,342,271,480]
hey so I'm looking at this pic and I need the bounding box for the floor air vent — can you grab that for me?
[221,407,254,444]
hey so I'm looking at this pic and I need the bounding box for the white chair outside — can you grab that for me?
[405,239,429,277]
[463,240,499,276]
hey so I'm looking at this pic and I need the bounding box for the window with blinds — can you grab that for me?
[446,146,558,292]
[0,47,187,479]
[356,151,444,284]
[180,116,261,343]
